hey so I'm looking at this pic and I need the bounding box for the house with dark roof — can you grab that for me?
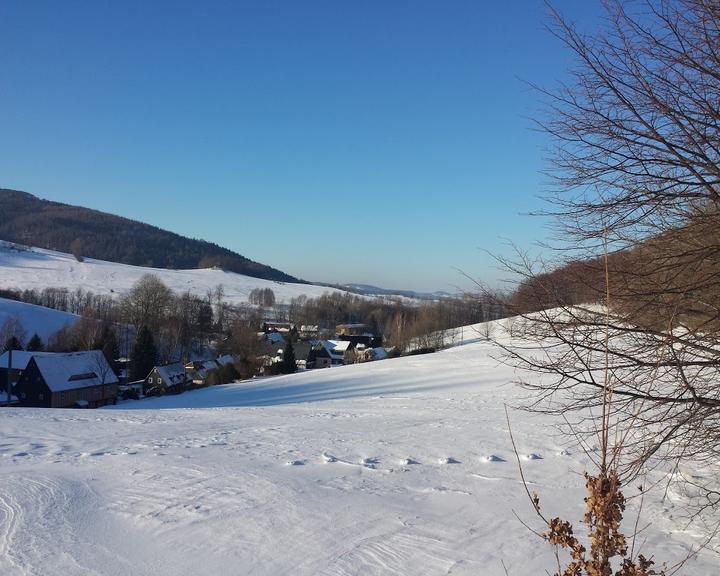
[335,324,382,348]
[144,362,191,395]
[185,359,219,385]
[13,350,119,408]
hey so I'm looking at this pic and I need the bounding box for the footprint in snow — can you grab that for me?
[400,458,420,466]
[481,454,506,463]
[322,453,337,463]
[439,457,461,465]
[520,453,543,461]
[286,459,305,466]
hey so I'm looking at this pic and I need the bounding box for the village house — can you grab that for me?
[306,340,353,369]
[185,359,219,385]
[335,323,382,348]
[261,320,293,334]
[299,325,319,340]
[13,350,119,408]
[356,347,389,363]
[144,362,191,395]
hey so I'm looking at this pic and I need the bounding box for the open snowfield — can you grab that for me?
[1,325,717,575]
[0,297,79,342]
[0,241,351,305]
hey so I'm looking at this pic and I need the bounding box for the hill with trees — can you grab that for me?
[0,188,300,282]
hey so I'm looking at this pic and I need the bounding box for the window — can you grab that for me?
[38,393,44,400]
[148,377,153,384]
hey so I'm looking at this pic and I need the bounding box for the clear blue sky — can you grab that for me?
[0,1,603,292]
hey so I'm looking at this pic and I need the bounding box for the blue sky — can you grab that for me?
[0,1,603,292]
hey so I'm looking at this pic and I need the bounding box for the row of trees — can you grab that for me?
[280,291,506,352]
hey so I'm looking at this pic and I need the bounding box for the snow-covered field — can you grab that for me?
[0,241,351,305]
[0,324,717,575]
[0,297,79,341]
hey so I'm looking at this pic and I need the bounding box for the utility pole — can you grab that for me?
[6,347,12,407]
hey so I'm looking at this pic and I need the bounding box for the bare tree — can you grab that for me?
[120,274,172,333]
[1,316,27,350]
[497,0,720,522]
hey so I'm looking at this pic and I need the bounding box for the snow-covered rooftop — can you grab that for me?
[0,350,56,371]
[32,351,119,392]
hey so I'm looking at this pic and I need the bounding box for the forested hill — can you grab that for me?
[0,189,301,283]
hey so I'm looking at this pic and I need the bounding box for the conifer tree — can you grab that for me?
[26,333,44,352]
[280,338,296,374]
[3,336,23,352]
[129,326,157,381]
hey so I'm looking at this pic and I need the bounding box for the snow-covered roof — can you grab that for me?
[32,351,119,392]
[0,350,55,370]
[328,340,352,352]
[266,332,285,344]
[300,325,318,332]
[194,359,219,378]
[370,347,388,360]
[318,340,350,360]
[153,363,189,387]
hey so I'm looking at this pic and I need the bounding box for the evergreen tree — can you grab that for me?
[26,333,44,351]
[197,300,214,334]
[129,326,157,381]
[3,336,23,352]
[280,338,296,374]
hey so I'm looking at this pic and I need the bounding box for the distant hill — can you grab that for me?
[342,283,455,301]
[0,189,300,282]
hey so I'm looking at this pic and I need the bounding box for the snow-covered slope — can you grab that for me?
[0,297,79,341]
[0,323,716,575]
[0,241,350,305]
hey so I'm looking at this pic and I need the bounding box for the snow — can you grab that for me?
[327,339,352,352]
[0,297,79,342]
[33,351,118,392]
[0,241,354,306]
[0,351,56,371]
[0,320,716,575]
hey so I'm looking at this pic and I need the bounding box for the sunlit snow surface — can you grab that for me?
[1,323,717,575]
[0,241,351,305]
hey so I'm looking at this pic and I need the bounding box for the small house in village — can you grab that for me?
[357,347,389,363]
[261,320,293,334]
[307,340,353,369]
[144,362,191,395]
[335,324,382,348]
[299,325,319,340]
[185,359,220,385]
[13,350,119,408]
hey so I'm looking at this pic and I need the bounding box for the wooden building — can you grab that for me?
[144,362,191,395]
[14,351,119,408]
